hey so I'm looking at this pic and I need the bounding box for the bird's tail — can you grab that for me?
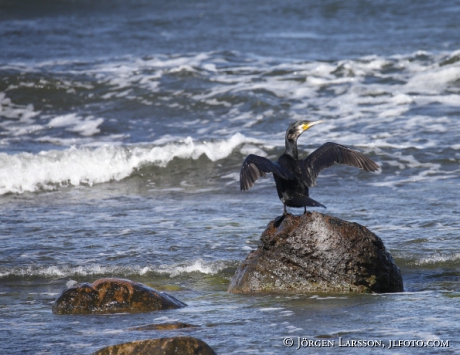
[304,197,326,209]
[289,196,326,209]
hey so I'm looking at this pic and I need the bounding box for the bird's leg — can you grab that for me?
[304,206,307,214]
[275,204,288,228]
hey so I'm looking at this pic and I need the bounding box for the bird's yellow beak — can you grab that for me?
[301,120,323,131]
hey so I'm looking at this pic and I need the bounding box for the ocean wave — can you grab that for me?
[2,49,459,193]
[156,258,232,277]
[0,259,234,279]
[0,93,105,141]
[395,252,460,269]
[0,131,457,194]
[2,49,460,150]
[414,253,460,266]
[0,264,148,278]
[0,133,257,195]
[48,113,104,137]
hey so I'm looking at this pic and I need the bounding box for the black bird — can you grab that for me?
[240,120,379,214]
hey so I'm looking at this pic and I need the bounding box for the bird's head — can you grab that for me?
[286,120,323,142]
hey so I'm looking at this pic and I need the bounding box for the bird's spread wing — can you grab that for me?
[240,154,294,191]
[302,142,380,187]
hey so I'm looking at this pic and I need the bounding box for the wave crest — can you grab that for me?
[0,133,254,195]
[0,259,234,279]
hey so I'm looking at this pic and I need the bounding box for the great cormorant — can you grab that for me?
[240,120,379,214]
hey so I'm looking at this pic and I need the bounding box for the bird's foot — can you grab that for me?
[274,214,286,228]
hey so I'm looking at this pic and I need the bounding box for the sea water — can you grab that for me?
[1,1,459,354]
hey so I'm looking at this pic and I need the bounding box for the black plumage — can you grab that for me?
[240,120,380,214]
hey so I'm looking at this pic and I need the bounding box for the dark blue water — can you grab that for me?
[1,1,460,354]
[2,0,459,62]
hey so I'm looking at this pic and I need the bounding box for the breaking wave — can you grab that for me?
[0,133,256,195]
[0,259,234,279]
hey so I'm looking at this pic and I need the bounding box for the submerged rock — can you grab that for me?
[129,322,199,331]
[228,212,403,294]
[92,337,216,355]
[52,278,186,314]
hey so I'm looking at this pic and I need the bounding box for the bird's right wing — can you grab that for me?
[302,142,380,187]
[240,154,294,191]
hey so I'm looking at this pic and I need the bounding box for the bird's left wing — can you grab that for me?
[302,142,380,187]
[240,154,294,191]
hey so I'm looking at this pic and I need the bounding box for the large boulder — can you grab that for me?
[52,278,186,314]
[228,212,403,294]
[92,337,216,355]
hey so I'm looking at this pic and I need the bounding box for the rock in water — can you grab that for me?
[92,337,216,355]
[128,322,199,331]
[52,278,186,314]
[228,212,403,294]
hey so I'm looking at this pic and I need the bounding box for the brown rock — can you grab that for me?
[52,278,186,314]
[228,212,403,294]
[92,337,216,355]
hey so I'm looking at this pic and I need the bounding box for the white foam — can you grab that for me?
[0,94,104,144]
[2,49,460,191]
[144,133,255,167]
[260,307,284,312]
[415,253,460,265]
[0,133,255,195]
[49,113,104,136]
[0,265,121,278]
[0,264,139,278]
[0,95,39,121]
[48,113,81,127]
[0,93,41,137]
[0,262,225,278]
[157,259,230,277]
[240,144,267,157]
[404,65,460,94]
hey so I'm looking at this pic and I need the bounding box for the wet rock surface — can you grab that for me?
[52,278,186,314]
[92,337,216,355]
[228,212,403,294]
